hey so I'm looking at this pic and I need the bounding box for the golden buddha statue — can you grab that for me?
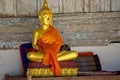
[27,0,78,76]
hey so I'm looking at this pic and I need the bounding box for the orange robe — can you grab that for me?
[37,26,62,76]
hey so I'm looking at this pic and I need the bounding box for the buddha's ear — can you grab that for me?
[38,16,41,20]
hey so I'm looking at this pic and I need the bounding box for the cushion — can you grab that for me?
[20,43,72,75]
[94,54,102,71]
[20,43,33,74]
[28,61,76,68]
[20,43,101,75]
[74,54,102,71]
[78,52,94,57]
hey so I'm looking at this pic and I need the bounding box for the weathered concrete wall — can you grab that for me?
[0,0,120,17]
[0,12,120,49]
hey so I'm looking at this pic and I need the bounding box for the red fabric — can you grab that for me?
[19,43,33,75]
[25,48,33,53]
[28,61,75,68]
[78,52,94,57]
[20,46,26,74]
[37,26,62,76]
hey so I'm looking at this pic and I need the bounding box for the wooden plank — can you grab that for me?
[58,0,63,13]
[0,0,17,17]
[96,0,101,12]
[101,0,105,11]
[101,0,110,11]
[84,0,90,12]
[105,0,111,11]
[48,0,59,13]
[75,0,84,12]
[38,0,59,13]
[90,0,101,12]
[62,0,76,13]
[17,0,37,17]
[37,0,42,15]
[111,0,120,11]
[4,75,120,80]
[90,0,97,12]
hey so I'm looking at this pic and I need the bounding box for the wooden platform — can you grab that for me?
[4,75,120,80]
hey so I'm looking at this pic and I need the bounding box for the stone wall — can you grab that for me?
[0,12,120,49]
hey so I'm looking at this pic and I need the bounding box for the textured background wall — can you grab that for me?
[0,0,120,17]
[0,0,120,49]
[0,1,120,79]
[0,12,120,49]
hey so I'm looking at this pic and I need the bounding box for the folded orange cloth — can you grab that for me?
[37,26,62,76]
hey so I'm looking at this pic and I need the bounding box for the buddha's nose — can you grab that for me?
[47,18,49,20]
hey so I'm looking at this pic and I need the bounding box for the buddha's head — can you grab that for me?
[39,0,52,26]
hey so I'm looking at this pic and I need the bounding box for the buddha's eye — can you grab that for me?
[43,15,48,19]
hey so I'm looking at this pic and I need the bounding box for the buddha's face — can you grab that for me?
[39,11,52,26]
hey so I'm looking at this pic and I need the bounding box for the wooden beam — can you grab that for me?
[75,0,84,12]
[101,0,111,11]
[84,0,90,12]
[111,0,120,11]
[0,0,17,17]
[17,0,37,17]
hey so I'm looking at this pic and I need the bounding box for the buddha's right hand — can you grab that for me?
[33,45,39,50]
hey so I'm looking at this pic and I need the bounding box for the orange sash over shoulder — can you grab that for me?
[37,26,62,76]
